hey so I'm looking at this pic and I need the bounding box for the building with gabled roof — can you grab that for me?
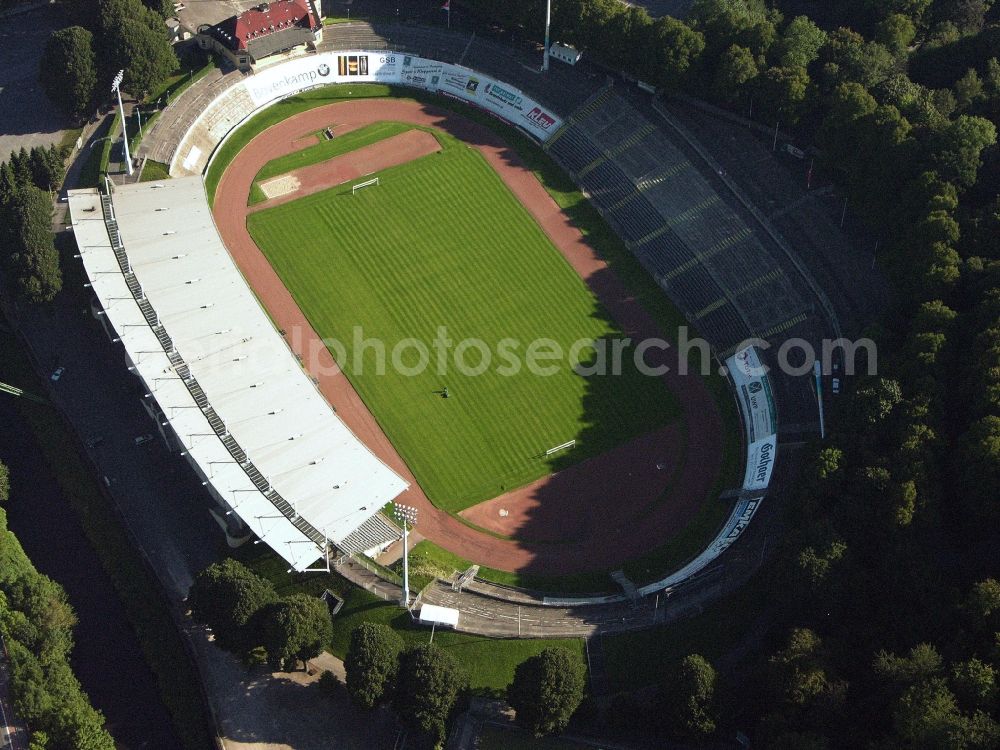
[199,0,323,71]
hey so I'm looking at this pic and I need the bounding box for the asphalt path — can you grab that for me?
[0,5,68,158]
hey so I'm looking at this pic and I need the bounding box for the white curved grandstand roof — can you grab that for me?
[68,177,407,571]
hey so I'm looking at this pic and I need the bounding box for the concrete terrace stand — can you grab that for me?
[99,42,796,635]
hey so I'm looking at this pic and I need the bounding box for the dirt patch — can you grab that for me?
[250,129,441,212]
[213,99,725,575]
[259,174,301,200]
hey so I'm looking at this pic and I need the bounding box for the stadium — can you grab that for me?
[67,25,835,634]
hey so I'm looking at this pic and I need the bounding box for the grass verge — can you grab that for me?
[76,117,115,189]
[145,57,217,108]
[236,543,585,694]
[601,572,769,692]
[140,159,171,182]
[57,127,84,155]
[98,111,120,175]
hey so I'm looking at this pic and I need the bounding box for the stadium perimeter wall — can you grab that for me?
[162,51,778,602]
[172,50,564,176]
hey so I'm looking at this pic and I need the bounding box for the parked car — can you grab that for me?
[134,434,154,447]
[50,366,65,381]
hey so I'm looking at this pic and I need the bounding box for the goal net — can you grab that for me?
[352,177,380,195]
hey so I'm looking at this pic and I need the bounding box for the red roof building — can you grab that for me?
[206,0,321,67]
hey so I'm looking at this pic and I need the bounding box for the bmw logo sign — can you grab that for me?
[318,64,330,77]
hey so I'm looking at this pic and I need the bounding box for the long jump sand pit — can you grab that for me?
[250,129,441,211]
[213,99,724,575]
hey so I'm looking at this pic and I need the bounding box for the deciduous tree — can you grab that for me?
[644,16,705,90]
[714,44,758,102]
[345,622,403,709]
[187,559,277,654]
[777,16,826,69]
[0,460,9,504]
[507,647,586,736]
[39,27,97,124]
[657,654,718,740]
[393,644,467,742]
[258,594,332,671]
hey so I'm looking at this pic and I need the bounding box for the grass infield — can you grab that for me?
[247,128,680,511]
[249,120,415,204]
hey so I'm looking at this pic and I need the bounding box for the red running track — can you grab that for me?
[212,98,725,574]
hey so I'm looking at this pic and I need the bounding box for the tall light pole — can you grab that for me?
[393,502,418,608]
[111,69,133,176]
[542,0,552,71]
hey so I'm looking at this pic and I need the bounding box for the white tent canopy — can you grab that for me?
[418,604,460,628]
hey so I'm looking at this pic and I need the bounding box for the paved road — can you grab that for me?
[0,5,68,158]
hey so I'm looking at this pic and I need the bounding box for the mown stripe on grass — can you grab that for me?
[249,120,417,204]
[248,128,679,511]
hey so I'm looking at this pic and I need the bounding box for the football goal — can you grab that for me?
[352,177,380,194]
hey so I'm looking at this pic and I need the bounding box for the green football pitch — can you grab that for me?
[247,127,681,512]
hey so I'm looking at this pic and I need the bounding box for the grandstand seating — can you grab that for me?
[546,90,815,354]
[141,68,247,166]
[337,513,402,556]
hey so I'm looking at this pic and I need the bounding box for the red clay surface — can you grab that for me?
[250,129,441,212]
[213,98,725,574]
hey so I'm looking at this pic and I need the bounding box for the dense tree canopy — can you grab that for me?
[187,559,277,654]
[454,2,1000,747]
[344,622,403,709]
[656,654,719,740]
[97,0,176,97]
[39,27,97,124]
[10,185,62,304]
[1,506,115,750]
[0,461,9,504]
[393,644,467,742]
[507,647,586,736]
[257,594,332,671]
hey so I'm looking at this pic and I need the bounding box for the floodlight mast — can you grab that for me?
[111,70,134,176]
[393,503,418,608]
[542,0,552,71]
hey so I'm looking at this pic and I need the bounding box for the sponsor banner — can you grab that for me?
[245,51,402,107]
[401,55,562,141]
[399,55,444,89]
[637,496,763,596]
[239,51,561,140]
[743,437,776,491]
[727,345,776,443]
